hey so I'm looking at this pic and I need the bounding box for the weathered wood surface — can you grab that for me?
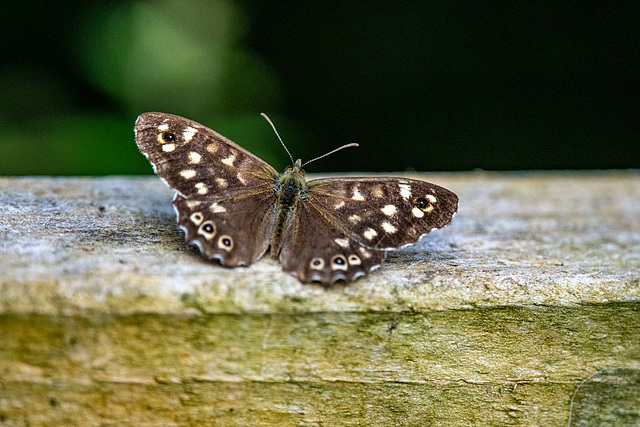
[1,172,639,425]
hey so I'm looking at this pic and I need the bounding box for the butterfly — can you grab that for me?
[134,112,458,285]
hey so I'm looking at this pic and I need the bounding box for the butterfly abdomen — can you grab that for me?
[269,171,309,256]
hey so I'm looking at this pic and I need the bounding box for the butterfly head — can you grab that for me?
[285,159,305,176]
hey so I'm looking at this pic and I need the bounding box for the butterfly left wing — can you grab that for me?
[173,191,277,266]
[135,112,278,198]
[135,112,281,266]
[306,177,458,251]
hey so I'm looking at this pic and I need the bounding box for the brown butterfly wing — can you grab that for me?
[135,112,280,266]
[135,112,278,198]
[279,200,386,284]
[306,177,458,250]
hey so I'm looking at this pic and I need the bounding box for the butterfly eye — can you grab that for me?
[298,169,305,176]
[162,132,176,142]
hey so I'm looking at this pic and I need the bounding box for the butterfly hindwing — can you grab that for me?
[307,177,458,250]
[135,112,278,198]
[279,201,387,284]
[173,190,277,266]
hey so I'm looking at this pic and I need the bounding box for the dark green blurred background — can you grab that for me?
[2,1,638,175]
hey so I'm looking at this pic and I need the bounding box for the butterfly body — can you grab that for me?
[270,160,308,254]
[135,112,458,285]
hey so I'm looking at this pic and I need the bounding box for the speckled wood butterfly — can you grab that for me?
[135,112,458,285]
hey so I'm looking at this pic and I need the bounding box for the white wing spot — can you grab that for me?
[381,204,397,216]
[352,187,365,201]
[186,200,204,209]
[215,177,228,189]
[358,247,372,259]
[348,214,362,223]
[412,207,425,218]
[162,143,176,152]
[180,169,197,179]
[426,194,438,203]
[210,202,226,213]
[381,221,397,234]
[183,126,198,142]
[237,172,247,185]
[188,151,202,164]
[334,238,349,248]
[363,228,378,240]
[399,184,411,200]
[158,123,169,131]
[195,182,208,195]
[221,154,236,166]
[206,144,217,154]
[334,201,346,209]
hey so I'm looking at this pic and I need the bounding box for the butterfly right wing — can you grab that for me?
[279,200,387,284]
[135,112,279,198]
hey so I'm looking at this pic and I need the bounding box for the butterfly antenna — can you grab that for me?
[261,113,294,165]
[302,143,359,167]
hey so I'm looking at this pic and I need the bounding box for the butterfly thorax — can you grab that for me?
[269,160,309,255]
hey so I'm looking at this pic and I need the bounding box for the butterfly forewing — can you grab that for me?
[135,112,278,198]
[307,177,458,250]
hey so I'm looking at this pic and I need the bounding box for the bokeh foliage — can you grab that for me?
[2,2,638,175]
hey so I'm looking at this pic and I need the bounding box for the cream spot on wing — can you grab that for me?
[382,221,397,234]
[399,184,411,200]
[218,235,233,251]
[197,221,216,240]
[363,228,378,240]
[352,187,365,201]
[310,258,325,270]
[412,207,425,218]
[180,169,196,179]
[183,126,198,142]
[334,201,346,209]
[209,202,226,213]
[331,255,348,271]
[424,205,434,213]
[348,254,361,266]
[195,182,208,195]
[158,123,169,131]
[188,151,202,164]
[221,154,236,166]
[426,194,438,203]
[381,204,397,217]
[334,238,349,248]
[206,144,217,154]
[358,247,372,259]
[162,143,176,152]
[215,177,228,189]
[237,172,247,185]
[348,214,362,223]
[372,185,384,198]
[186,200,204,209]
[189,212,204,226]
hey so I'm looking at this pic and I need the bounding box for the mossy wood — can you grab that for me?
[1,172,639,425]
